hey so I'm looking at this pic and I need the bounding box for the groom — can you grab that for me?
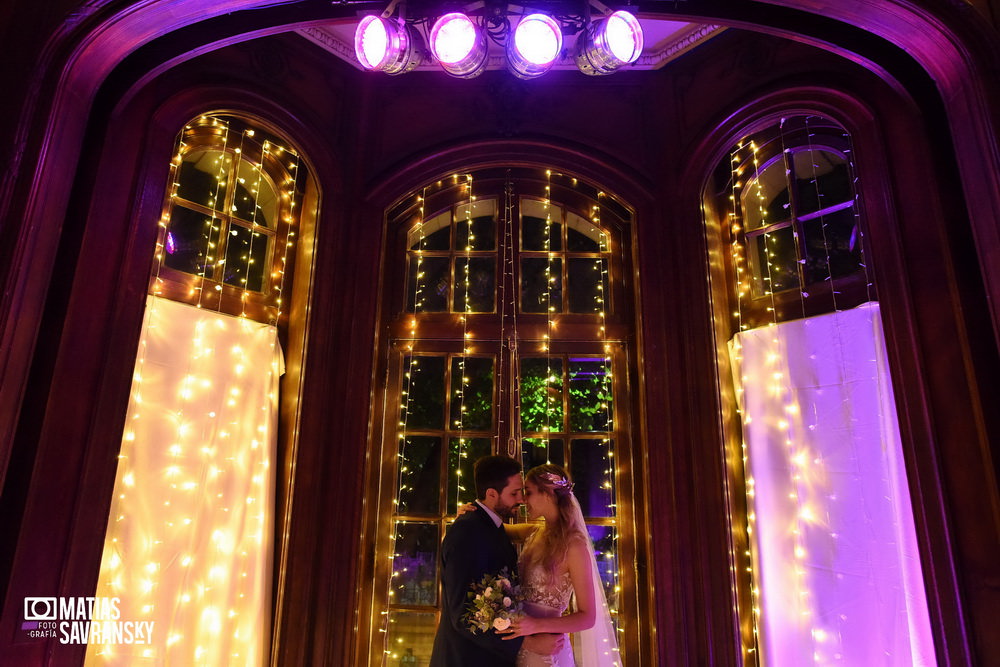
[430,455,562,666]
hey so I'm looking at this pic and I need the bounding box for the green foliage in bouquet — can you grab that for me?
[461,567,523,634]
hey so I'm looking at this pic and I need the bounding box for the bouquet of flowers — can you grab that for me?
[461,567,523,634]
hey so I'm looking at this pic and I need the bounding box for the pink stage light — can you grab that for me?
[430,12,488,78]
[507,13,563,78]
[354,15,424,75]
[575,10,643,75]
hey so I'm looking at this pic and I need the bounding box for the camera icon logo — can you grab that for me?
[24,598,57,621]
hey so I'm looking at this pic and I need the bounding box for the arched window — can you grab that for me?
[90,114,311,664]
[720,116,871,329]
[152,114,302,324]
[361,167,644,665]
[705,114,934,665]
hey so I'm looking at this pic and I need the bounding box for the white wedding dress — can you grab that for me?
[516,561,577,666]
[515,522,620,666]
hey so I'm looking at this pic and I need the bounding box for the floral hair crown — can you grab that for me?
[540,472,575,492]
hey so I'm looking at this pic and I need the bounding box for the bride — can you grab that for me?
[499,464,619,666]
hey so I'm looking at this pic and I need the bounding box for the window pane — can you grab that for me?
[566,228,599,252]
[586,525,620,611]
[521,257,562,313]
[743,158,790,231]
[522,438,564,472]
[398,436,442,515]
[521,216,562,251]
[751,226,800,295]
[802,207,863,285]
[164,206,215,279]
[409,212,451,251]
[176,149,229,209]
[407,256,449,312]
[568,257,608,314]
[386,611,437,666]
[453,257,495,313]
[447,437,492,514]
[450,356,494,431]
[519,357,564,433]
[391,522,439,606]
[566,213,605,252]
[402,355,446,430]
[232,158,277,227]
[568,358,612,432]
[221,223,269,292]
[455,215,496,251]
[570,439,615,518]
[793,149,851,215]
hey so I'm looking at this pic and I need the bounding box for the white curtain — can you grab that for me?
[86,295,280,665]
[729,302,935,666]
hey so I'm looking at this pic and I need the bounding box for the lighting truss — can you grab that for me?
[352,0,644,78]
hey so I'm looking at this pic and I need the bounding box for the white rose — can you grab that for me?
[493,617,511,632]
[503,596,512,607]
[484,587,493,597]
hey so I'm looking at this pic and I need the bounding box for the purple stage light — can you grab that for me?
[430,12,488,78]
[354,15,424,75]
[575,10,643,76]
[507,13,563,79]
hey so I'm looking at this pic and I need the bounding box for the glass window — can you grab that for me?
[406,200,498,314]
[369,169,633,664]
[153,115,303,323]
[724,116,870,327]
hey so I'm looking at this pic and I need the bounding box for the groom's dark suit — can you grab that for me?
[430,502,524,666]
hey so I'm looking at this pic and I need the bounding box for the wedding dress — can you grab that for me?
[515,501,620,666]
[516,561,577,666]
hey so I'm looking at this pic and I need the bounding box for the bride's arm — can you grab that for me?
[503,537,597,637]
[454,504,539,543]
[503,522,538,543]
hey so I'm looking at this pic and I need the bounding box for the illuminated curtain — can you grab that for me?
[86,295,280,665]
[729,302,935,666]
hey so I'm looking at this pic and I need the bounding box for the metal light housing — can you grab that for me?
[575,10,644,76]
[355,15,425,74]
[506,13,564,79]
[430,12,489,78]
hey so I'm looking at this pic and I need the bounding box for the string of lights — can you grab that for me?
[726,115,885,663]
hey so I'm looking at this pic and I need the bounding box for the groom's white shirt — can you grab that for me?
[475,500,502,528]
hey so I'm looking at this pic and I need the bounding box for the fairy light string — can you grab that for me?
[199,117,231,310]
[455,174,474,512]
[93,113,300,663]
[271,142,301,326]
[729,116,881,662]
[728,139,764,661]
[383,185,429,654]
[588,190,618,635]
[544,171,555,462]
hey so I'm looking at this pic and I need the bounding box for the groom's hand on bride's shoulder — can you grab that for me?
[521,632,565,656]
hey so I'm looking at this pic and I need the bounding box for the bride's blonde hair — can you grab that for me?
[521,464,589,579]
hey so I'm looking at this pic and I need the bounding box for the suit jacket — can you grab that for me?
[430,506,524,666]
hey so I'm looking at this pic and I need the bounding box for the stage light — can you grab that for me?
[430,12,488,78]
[354,15,425,74]
[575,10,643,75]
[507,13,564,79]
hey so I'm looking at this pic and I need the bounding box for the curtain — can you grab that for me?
[86,295,280,665]
[729,302,935,666]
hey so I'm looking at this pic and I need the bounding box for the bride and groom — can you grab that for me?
[430,455,619,666]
